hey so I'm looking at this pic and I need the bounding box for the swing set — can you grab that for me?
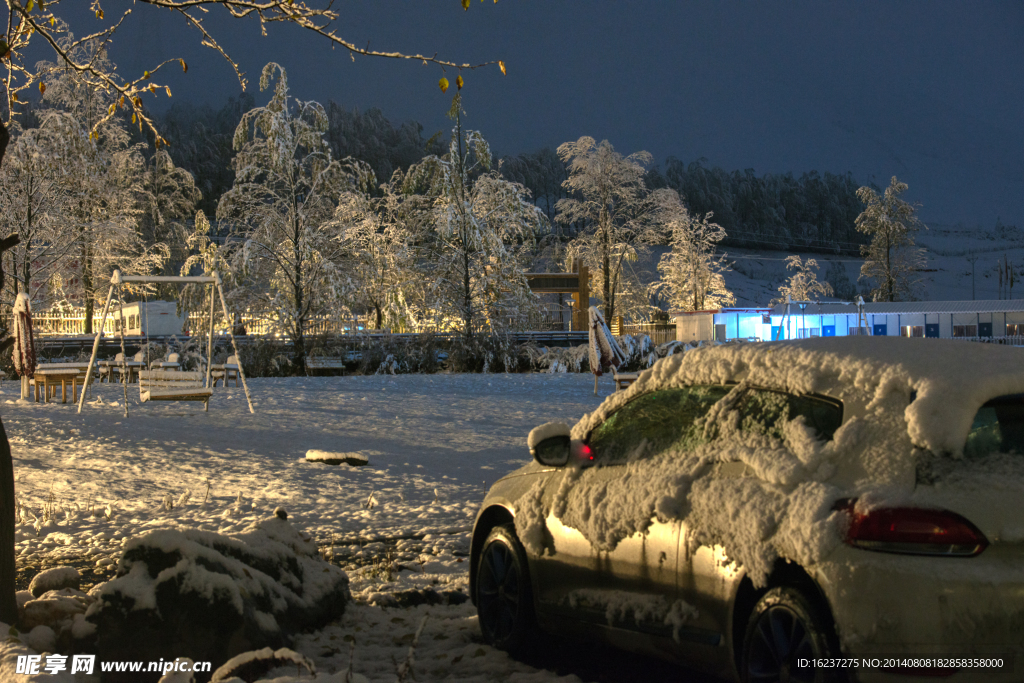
[76,269,255,416]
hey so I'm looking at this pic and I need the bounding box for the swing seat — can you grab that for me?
[139,370,212,411]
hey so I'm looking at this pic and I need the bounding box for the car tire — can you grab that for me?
[475,524,535,653]
[740,586,849,683]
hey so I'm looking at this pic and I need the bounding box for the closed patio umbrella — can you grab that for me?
[12,293,35,400]
[588,306,627,395]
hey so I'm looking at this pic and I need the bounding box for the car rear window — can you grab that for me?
[964,393,1024,458]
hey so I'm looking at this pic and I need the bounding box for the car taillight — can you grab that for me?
[839,501,988,557]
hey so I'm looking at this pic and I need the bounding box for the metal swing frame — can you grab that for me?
[76,269,255,415]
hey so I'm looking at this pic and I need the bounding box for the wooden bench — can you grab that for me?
[138,370,212,411]
[613,373,639,391]
[306,357,347,375]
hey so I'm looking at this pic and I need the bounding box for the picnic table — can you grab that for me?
[97,359,145,383]
[32,366,86,404]
[210,361,240,387]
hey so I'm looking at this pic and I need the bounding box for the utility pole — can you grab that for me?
[967,253,979,300]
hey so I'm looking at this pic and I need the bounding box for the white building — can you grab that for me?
[119,301,188,336]
[673,300,1024,342]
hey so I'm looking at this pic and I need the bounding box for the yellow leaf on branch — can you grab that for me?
[461,0,470,9]
[499,60,506,76]
[439,77,449,93]
[180,59,188,73]
[38,82,45,94]
[456,75,464,90]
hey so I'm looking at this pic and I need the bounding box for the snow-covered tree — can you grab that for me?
[329,163,419,331]
[37,44,168,332]
[137,149,202,268]
[408,95,546,338]
[0,2,501,171]
[217,63,355,373]
[555,137,657,323]
[0,113,82,306]
[773,255,834,304]
[651,189,735,312]
[856,176,927,302]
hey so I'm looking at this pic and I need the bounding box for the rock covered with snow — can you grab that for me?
[85,515,350,681]
[21,587,91,631]
[210,647,314,682]
[28,567,81,597]
[305,450,369,466]
[0,623,76,682]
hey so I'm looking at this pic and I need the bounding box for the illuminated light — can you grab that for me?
[580,444,593,460]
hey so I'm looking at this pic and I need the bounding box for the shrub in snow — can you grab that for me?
[85,515,350,681]
[614,334,658,372]
[445,334,529,374]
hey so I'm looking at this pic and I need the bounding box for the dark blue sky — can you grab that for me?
[90,1,1024,227]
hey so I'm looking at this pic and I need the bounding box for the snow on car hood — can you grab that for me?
[515,337,1024,587]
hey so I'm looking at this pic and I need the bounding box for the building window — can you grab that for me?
[1008,324,1023,336]
[797,328,820,338]
[900,325,924,337]
[953,325,978,338]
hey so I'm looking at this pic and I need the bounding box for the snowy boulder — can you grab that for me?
[305,450,369,466]
[209,647,314,682]
[85,515,350,682]
[0,628,76,682]
[28,566,81,597]
[20,588,91,631]
[22,625,56,654]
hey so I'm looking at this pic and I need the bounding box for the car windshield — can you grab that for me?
[963,393,1024,458]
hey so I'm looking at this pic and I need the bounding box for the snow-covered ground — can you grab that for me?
[3,373,624,682]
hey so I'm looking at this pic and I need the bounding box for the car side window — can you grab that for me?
[736,388,843,441]
[588,385,731,464]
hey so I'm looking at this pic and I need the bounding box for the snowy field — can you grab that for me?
[2,372,682,682]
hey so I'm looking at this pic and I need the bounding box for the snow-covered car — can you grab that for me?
[469,337,1024,683]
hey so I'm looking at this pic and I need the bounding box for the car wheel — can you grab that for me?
[741,586,848,683]
[476,524,535,653]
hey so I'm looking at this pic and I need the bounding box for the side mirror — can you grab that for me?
[528,422,571,467]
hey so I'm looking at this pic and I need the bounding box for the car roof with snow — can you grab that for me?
[574,336,1024,456]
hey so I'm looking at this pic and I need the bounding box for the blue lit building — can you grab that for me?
[673,300,1024,342]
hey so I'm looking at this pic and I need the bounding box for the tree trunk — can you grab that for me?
[0,120,8,169]
[601,210,612,322]
[0,227,18,626]
[0,415,15,626]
